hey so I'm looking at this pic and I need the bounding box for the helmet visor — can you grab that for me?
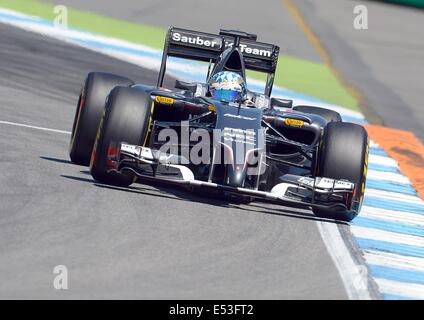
[211,89,242,103]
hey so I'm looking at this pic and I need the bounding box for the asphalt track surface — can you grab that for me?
[42,0,424,141]
[0,24,354,299]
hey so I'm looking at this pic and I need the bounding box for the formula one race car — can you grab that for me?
[69,27,369,222]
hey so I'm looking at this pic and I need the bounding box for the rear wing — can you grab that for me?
[157,27,280,96]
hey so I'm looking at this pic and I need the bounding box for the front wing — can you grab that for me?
[110,143,357,214]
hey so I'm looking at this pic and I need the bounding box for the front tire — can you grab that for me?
[313,122,369,222]
[293,105,342,123]
[90,87,153,187]
[69,72,134,166]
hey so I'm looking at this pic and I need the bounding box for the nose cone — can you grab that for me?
[227,164,247,187]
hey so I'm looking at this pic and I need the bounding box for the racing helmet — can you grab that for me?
[209,71,246,103]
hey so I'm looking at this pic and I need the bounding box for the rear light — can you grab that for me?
[106,143,119,169]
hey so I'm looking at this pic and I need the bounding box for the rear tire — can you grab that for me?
[90,87,153,187]
[293,105,342,123]
[313,122,368,222]
[69,72,134,166]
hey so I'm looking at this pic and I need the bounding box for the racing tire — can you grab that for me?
[69,72,134,166]
[313,122,368,222]
[293,105,342,123]
[90,86,153,187]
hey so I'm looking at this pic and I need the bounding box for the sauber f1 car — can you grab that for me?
[69,27,369,222]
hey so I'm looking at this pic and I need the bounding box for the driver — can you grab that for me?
[209,71,252,105]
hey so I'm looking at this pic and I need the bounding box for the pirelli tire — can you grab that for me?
[293,105,342,123]
[313,122,369,222]
[69,72,134,166]
[90,87,153,187]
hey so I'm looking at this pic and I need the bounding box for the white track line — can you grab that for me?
[364,250,424,273]
[317,221,372,299]
[0,120,71,135]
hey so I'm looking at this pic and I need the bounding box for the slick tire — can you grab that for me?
[90,86,153,187]
[69,72,134,166]
[313,122,368,222]
[293,105,342,123]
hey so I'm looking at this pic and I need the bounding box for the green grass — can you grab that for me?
[0,0,359,110]
[384,0,424,8]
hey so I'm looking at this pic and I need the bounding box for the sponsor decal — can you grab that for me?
[121,143,142,156]
[155,96,174,105]
[297,177,354,190]
[240,43,271,57]
[284,118,305,127]
[225,40,273,58]
[298,177,315,188]
[223,113,256,121]
[171,31,221,50]
[223,127,256,146]
[195,83,206,97]
[255,94,270,109]
[170,30,274,59]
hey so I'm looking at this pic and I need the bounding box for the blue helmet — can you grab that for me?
[209,71,246,103]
